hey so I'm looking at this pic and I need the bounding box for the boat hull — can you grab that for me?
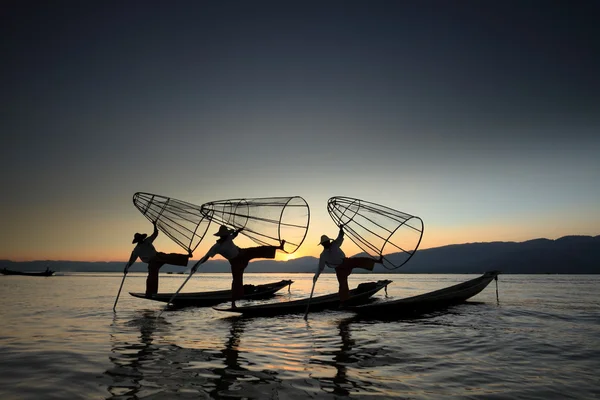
[214,280,392,316]
[129,279,293,308]
[348,271,500,319]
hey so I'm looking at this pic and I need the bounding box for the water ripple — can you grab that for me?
[1,274,600,399]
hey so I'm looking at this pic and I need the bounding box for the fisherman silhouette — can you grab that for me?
[314,225,383,306]
[193,225,285,308]
[125,221,192,297]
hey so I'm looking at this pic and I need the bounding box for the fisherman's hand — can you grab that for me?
[236,227,244,233]
[313,273,319,283]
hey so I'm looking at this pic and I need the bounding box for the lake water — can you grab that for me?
[1,272,599,399]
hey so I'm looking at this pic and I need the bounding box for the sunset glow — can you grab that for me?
[1,2,598,263]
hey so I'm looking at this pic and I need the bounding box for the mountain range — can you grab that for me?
[1,235,599,274]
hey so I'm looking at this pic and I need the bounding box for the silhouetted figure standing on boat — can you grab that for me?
[126,221,192,297]
[314,225,383,306]
[193,225,285,308]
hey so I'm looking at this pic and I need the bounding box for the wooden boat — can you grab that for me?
[1,268,55,277]
[214,280,393,316]
[348,271,500,319]
[129,279,293,308]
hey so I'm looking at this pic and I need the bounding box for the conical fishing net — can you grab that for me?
[133,192,212,254]
[201,196,310,254]
[327,196,424,270]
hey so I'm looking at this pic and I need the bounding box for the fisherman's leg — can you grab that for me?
[146,261,165,297]
[335,265,352,304]
[335,257,376,305]
[344,257,377,271]
[230,258,249,308]
[240,245,278,261]
[156,252,190,267]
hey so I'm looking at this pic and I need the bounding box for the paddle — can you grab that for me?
[156,261,201,319]
[303,278,317,320]
[113,265,129,312]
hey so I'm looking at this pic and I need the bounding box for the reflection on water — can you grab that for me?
[106,311,165,398]
[106,311,384,399]
[107,311,288,399]
[207,316,284,399]
[4,274,598,399]
[103,294,600,399]
[310,318,356,396]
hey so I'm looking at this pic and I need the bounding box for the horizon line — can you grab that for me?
[3,233,598,263]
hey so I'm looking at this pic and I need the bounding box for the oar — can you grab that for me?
[303,279,317,320]
[156,262,200,319]
[113,266,128,312]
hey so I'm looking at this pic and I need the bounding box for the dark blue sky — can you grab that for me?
[1,1,599,260]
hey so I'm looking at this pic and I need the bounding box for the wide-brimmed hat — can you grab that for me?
[319,235,332,245]
[132,233,147,244]
[214,225,233,237]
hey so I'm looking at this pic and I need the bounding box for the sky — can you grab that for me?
[1,1,599,262]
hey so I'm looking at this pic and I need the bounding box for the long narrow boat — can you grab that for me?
[1,268,55,277]
[348,271,500,319]
[214,280,393,316]
[129,279,293,308]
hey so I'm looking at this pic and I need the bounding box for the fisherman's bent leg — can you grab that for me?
[156,252,190,267]
[335,257,375,303]
[228,247,277,307]
[343,257,376,271]
[146,261,166,296]
[240,246,277,261]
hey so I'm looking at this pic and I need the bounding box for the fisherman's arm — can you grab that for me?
[125,252,138,273]
[313,257,326,283]
[147,222,159,243]
[332,226,345,247]
[230,227,243,240]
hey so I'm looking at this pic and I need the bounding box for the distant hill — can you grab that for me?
[1,235,599,274]
[390,235,600,274]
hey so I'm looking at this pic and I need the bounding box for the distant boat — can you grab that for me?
[1,268,55,277]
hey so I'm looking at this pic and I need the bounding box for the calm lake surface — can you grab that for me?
[1,272,599,399]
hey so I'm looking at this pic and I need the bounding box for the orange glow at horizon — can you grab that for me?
[277,252,299,262]
[3,212,599,262]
